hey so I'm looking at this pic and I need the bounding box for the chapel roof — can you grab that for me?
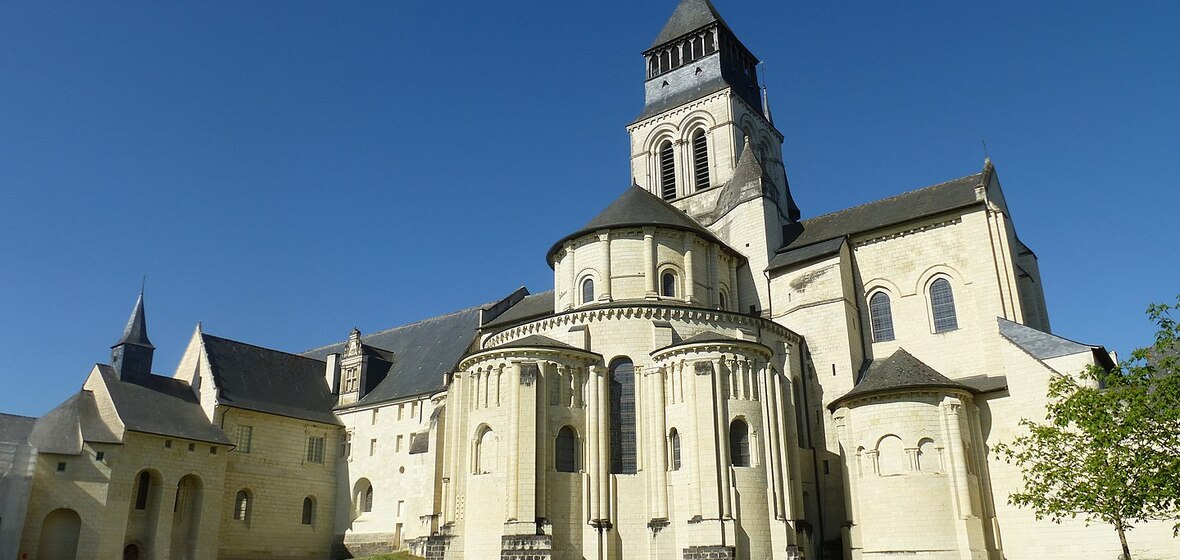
[482,290,555,330]
[0,413,35,445]
[96,365,232,445]
[304,301,491,406]
[829,349,974,409]
[201,334,339,425]
[769,170,986,272]
[998,317,1114,370]
[546,185,734,266]
[28,391,115,454]
[495,334,581,351]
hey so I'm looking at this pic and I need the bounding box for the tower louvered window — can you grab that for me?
[692,130,709,190]
[659,141,676,200]
[869,292,895,342]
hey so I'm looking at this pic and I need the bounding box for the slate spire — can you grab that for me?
[651,0,728,48]
[110,291,155,382]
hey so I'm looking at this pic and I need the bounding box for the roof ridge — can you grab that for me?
[0,412,36,421]
[301,299,497,356]
[202,333,327,364]
[803,172,984,226]
[997,317,1101,350]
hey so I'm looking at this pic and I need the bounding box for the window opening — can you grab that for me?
[555,426,578,472]
[692,129,709,190]
[669,428,682,471]
[134,472,151,510]
[581,277,595,304]
[306,436,325,464]
[301,497,315,525]
[930,278,958,332]
[730,419,751,466]
[869,292,895,342]
[609,358,637,474]
[661,271,677,298]
[233,490,250,521]
[659,141,676,200]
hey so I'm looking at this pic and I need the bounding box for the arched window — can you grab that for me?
[476,426,497,474]
[301,496,315,525]
[730,419,750,466]
[669,428,682,471]
[877,435,906,475]
[123,544,141,560]
[692,36,704,61]
[917,438,939,473]
[661,271,677,298]
[134,471,151,510]
[609,358,637,474]
[555,426,578,472]
[691,129,709,190]
[658,140,676,200]
[233,490,250,521]
[719,290,728,311]
[930,278,958,332]
[581,277,595,305]
[869,292,895,342]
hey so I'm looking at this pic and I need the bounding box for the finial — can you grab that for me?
[981,137,990,160]
[140,274,146,296]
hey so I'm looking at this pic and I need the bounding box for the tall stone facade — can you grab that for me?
[6,1,1178,560]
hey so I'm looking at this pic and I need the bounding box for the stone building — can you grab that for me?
[5,1,1178,559]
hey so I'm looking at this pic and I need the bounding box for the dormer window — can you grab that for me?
[342,367,359,393]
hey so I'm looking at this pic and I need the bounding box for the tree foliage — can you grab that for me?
[994,297,1180,559]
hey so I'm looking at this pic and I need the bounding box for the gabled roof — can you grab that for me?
[998,318,1114,369]
[113,292,153,349]
[650,0,728,49]
[0,413,35,445]
[304,302,490,406]
[830,349,973,409]
[546,185,733,265]
[200,334,338,425]
[770,171,984,272]
[95,365,232,445]
[483,290,555,330]
[29,390,120,454]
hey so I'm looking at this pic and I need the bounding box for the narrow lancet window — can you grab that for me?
[692,129,709,190]
[659,140,676,200]
[730,419,751,467]
[869,292,895,342]
[555,426,578,472]
[930,278,958,332]
[609,358,637,474]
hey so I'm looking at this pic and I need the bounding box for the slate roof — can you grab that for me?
[29,390,121,454]
[650,0,728,49]
[200,334,338,425]
[494,335,581,351]
[97,365,232,445]
[830,349,973,409]
[767,237,845,270]
[547,185,734,265]
[113,292,153,348]
[769,172,984,272]
[304,303,490,406]
[998,318,1113,369]
[482,291,555,330]
[0,413,36,446]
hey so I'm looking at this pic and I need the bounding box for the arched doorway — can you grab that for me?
[169,474,203,560]
[125,470,161,556]
[37,508,81,560]
[123,543,142,560]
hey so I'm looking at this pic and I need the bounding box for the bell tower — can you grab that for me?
[627,0,800,223]
[110,291,154,382]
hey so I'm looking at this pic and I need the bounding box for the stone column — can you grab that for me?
[757,365,783,519]
[518,363,539,526]
[586,365,601,523]
[728,257,740,312]
[943,397,973,518]
[565,242,576,310]
[714,357,733,519]
[644,227,658,298]
[684,233,697,303]
[599,232,613,302]
[834,411,861,554]
[652,366,669,519]
[707,243,720,308]
[538,362,552,520]
[597,368,610,522]
[507,362,522,521]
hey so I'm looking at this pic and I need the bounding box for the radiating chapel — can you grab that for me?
[3,1,1177,560]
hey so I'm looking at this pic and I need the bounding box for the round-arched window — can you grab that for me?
[581,277,595,305]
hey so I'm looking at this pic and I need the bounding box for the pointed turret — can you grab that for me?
[650,0,728,48]
[110,292,155,382]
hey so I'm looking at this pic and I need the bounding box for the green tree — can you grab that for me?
[994,297,1180,560]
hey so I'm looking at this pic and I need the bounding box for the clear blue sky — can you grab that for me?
[2,1,1178,417]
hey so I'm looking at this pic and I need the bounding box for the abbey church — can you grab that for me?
[2,1,1176,559]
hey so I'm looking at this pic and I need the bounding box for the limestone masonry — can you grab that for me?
[2,1,1176,559]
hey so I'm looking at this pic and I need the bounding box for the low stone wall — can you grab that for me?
[330,533,398,559]
[682,545,736,560]
[501,534,552,560]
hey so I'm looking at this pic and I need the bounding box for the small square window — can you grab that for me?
[210,446,218,455]
[95,451,105,461]
[188,443,196,452]
[56,462,67,472]
[165,440,173,448]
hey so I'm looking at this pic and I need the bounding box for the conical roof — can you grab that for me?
[651,0,729,49]
[829,349,973,409]
[546,185,731,264]
[113,292,153,349]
